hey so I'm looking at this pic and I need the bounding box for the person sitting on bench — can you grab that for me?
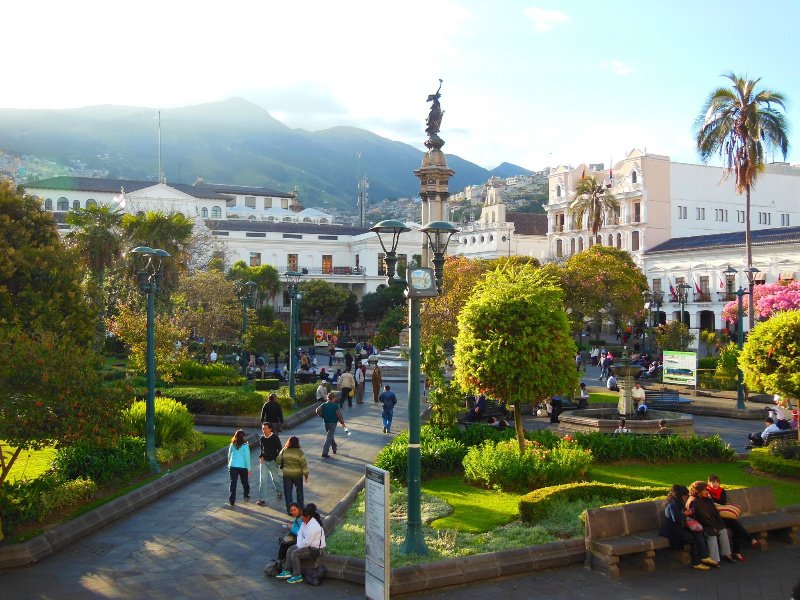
[747,417,782,448]
[466,394,487,422]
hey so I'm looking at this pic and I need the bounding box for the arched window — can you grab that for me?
[282,216,292,222]
[489,235,494,242]
[556,184,562,198]
[596,234,602,245]
[631,230,640,251]
[608,234,613,246]
[211,206,222,219]
[201,207,209,218]
[570,238,576,254]
[57,197,69,211]
[631,170,638,184]
[556,239,563,257]
[44,198,53,210]
[248,215,256,221]
[616,233,622,248]
[480,235,485,243]
[471,236,476,245]
[319,219,328,224]
[578,237,584,251]
[492,212,496,223]
[303,217,312,223]
[72,200,80,210]
[86,198,97,208]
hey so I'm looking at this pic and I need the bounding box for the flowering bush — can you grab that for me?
[721,281,800,323]
[463,437,593,492]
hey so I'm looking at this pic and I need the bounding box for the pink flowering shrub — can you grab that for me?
[721,281,800,323]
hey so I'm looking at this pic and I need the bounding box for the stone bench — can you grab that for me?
[584,485,800,578]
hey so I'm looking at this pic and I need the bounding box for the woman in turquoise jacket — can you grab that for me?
[228,429,251,506]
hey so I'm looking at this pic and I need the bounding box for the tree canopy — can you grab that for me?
[454,263,578,451]
[298,279,350,328]
[243,321,290,357]
[174,270,241,344]
[568,175,618,235]
[739,309,800,400]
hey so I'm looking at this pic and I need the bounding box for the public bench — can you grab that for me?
[458,397,509,426]
[764,430,798,446]
[643,389,687,411]
[584,485,800,578]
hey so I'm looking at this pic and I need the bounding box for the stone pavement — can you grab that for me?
[1,377,792,600]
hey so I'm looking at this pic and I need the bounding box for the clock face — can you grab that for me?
[410,269,432,290]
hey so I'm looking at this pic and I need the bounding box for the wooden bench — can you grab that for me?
[584,485,800,578]
[764,430,798,446]
[643,389,687,411]
[459,397,509,425]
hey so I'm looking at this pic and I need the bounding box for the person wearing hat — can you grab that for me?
[316,380,328,402]
[792,409,799,431]
[766,395,792,430]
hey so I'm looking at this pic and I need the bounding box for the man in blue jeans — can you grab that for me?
[316,392,346,458]
[379,385,398,433]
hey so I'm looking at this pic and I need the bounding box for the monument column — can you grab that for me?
[415,80,455,267]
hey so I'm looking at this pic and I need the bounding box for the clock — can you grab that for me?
[406,267,439,298]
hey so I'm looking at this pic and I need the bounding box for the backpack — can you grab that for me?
[303,563,327,586]
[264,559,283,577]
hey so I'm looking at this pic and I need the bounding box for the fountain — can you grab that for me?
[558,348,694,436]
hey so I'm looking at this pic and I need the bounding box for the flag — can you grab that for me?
[581,167,586,180]
[695,279,702,295]
[719,277,725,290]
[669,281,676,298]
[609,167,613,180]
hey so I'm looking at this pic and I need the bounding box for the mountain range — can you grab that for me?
[0,98,532,211]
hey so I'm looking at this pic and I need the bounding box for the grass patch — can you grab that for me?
[422,476,519,533]
[2,442,57,483]
[591,461,800,506]
[588,391,618,404]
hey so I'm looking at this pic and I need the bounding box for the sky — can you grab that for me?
[5,0,800,171]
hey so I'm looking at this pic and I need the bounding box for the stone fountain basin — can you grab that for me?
[558,408,694,436]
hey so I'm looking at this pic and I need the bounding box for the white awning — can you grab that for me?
[779,271,796,281]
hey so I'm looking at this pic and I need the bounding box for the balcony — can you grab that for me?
[693,292,712,303]
[717,291,738,302]
[277,266,366,276]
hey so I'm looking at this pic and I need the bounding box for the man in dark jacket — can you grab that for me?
[260,393,284,432]
[316,392,346,458]
[257,422,282,506]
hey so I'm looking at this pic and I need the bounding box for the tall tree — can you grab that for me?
[695,73,790,329]
[173,270,241,344]
[297,279,349,329]
[568,175,618,236]
[65,204,124,349]
[454,263,578,451]
[227,261,281,310]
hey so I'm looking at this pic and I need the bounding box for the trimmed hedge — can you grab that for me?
[53,436,148,483]
[570,432,736,463]
[374,430,467,480]
[519,481,669,524]
[749,447,800,478]
[174,360,245,386]
[166,387,264,415]
[254,379,283,391]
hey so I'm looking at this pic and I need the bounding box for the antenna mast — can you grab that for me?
[356,151,369,227]
[158,111,164,183]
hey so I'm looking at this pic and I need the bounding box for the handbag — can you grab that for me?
[349,389,354,398]
[716,503,742,520]
[685,517,703,532]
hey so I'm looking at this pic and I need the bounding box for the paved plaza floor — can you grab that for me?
[0,379,792,599]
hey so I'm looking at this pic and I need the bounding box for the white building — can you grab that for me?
[451,177,548,260]
[642,226,800,333]
[545,149,800,263]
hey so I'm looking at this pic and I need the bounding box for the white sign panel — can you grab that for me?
[365,465,390,600]
[662,350,697,386]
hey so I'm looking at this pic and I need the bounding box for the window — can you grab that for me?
[737,210,745,223]
[246,232,266,237]
[608,234,613,246]
[281,199,289,209]
[355,254,360,270]
[652,279,662,293]
[758,212,771,225]
[378,253,386,276]
[480,235,485,243]
[318,235,338,240]
[725,273,735,293]
[86,198,97,208]
[696,207,705,220]
[781,213,790,226]
[72,200,80,210]
[677,206,687,220]
[631,230,640,251]
[631,170,638,184]
[44,198,53,210]
[322,255,333,275]
[287,254,298,271]
[283,291,291,306]
[283,234,303,240]
[57,197,69,210]
[245,196,256,208]
[556,185,562,198]
[201,207,209,218]
[211,206,222,219]
[596,234,602,245]
[556,239,563,258]
[616,232,622,248]
[633,202,641,223]
[249,252,261,267]
[570,238,575,254]
[247,215,255,221]
[578,237,584,252]
[714,208,728,222]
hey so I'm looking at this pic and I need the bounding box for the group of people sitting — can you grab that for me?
[747,395,798,448]
[268,503,326,585]
[660,475,760,570]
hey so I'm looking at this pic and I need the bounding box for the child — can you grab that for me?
[707,474,760,560]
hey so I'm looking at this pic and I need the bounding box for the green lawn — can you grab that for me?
[422,476,520,533]
[588,391,618,404]
[2,442,57,483]
[591,461,800,506]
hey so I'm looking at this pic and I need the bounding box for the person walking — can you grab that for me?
[316,392,347,458]
[371,366,382,403]
[338,368,356,408]
[260,393,285,433]
[344,350,353,373]
[354,364,367,404]
[379,384,398,433]
[227,429,251,506]
[276,436,309,513]
[257,422,282,507]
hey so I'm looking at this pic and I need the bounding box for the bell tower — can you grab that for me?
[414,80,454,267]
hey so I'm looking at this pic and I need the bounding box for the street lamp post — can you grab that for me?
[130,246,170,474]
[370,220,458,556]
[642,290,653,354]
[652,290,663,333]
[238,281,257,375]
[677,283,691,330]
[735,287,747,410]
[284,271,302,405]
[744,266,760,331]
[371,220,410,286]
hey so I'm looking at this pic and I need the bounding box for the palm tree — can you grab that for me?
[568,175,619,236]
[65,204,123,349]
[695,72,790,329]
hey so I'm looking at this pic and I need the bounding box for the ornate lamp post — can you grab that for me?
[677,283,691,331]
[744,266,760,331]
[735,286,747,410]
[284,270,303,405]
[642,290,653,354]
[238,280,257,375]
[370,220,410,285]
[369,220,457,556]
[130,246,170,474]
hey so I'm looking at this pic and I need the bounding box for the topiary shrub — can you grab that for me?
[740,309,800,399]
[125,397,196,446]
[519,481,669,524]
[463,438,593,492]
[750,445,800,478]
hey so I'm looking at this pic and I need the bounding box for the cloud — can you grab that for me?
[523,7,571,32]
[599,60,634,76]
